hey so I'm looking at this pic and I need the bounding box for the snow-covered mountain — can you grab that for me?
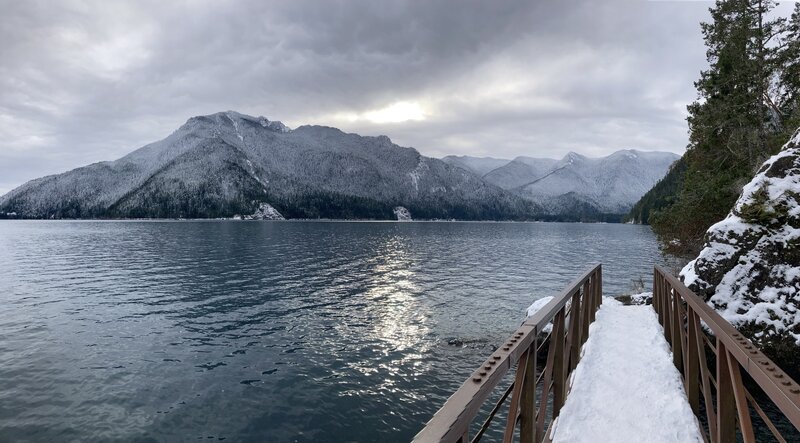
[0,111,538,220]
[445,150,680,217]
[440,155,511,176]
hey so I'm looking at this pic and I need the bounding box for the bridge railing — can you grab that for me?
[413,264,603,443]
[653,265,800,442]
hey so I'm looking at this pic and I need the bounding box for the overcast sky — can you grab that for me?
[2,0,795,195]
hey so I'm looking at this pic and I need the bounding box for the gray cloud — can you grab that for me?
[2,0,785,194]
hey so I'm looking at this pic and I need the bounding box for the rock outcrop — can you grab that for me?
[393,206,412,221]
[245,203,285,220]
[680,129,800,370]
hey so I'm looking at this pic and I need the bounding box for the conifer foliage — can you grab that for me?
[636,0,800,256]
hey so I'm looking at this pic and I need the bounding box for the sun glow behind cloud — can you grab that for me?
[364,101,426,123]
[1,0,729,194]
[339,101,428,124]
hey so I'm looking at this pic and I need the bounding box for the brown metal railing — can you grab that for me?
[653,265,800,442]
[414,264,603,443]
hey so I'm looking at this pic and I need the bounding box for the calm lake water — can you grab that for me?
[0,221,666,442]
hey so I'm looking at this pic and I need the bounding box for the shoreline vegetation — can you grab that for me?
[627,1,800,380]
[0,217,627,223]
[629,1,800,259]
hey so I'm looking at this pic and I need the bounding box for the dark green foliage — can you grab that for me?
[776,4,800,131]
[738,183,773,223]
[627,157,686,224]
[106,144,268,219]
[270,192,394,220]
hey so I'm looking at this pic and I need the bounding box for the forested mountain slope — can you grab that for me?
[0,111,537,220]
[446,151,679,220]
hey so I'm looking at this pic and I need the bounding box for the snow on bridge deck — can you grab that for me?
[550,297,703,443]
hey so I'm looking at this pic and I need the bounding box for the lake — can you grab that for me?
[0,221,666,442]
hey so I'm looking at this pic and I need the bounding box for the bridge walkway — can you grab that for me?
[550,298,702,442]
[413,264,800,443]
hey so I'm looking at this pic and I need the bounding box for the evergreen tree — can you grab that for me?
[651,0,787,256]
[776,3,800,129]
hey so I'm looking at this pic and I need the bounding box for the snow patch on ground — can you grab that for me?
[408,158,428,192]
[551,298,702,443]
[409,170,421,191]
[226,112,244,142]
[630,291,653,304]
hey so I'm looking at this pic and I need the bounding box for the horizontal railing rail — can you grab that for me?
[653,265,800,442]
[414,264,603,443]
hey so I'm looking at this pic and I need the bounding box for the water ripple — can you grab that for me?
[0,220,666,442]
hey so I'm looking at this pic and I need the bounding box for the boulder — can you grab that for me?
[245,203,285,220]
[680,129,800,366]
[393,206,412,221]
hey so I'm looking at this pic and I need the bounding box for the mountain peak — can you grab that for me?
[258,118,291,133]
[562,151,586,165]
[183,111,291,133]
[607,149,640,160]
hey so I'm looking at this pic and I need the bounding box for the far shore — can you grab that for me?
[0,217,636,224]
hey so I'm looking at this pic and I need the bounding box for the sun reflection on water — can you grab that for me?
[364,236,431,351]
[337,234,436,399]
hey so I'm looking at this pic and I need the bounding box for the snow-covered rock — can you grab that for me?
[680,129,800,349]
[246,202,285,220]
[393,206,412,221]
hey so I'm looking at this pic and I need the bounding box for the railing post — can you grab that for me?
[596,266,602,309]
[726,350,755,443]
[685,307,700,415]
[520,339,537,443]
[535,330,557,441]
[503,350,529,443]
[552,307,567,415]
[659,273,666,325]
[663,283,672,344]
[692,309,717,441]
[652,269,659,321]
[716,339,737,443]
[567,290,582,373]
[671,290,684,371]
[580,280,592,346]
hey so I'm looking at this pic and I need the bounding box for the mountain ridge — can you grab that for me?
[442,150,680,218]
[1,111,678,221]
[0,111,538,220]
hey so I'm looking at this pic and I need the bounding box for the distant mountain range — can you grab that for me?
[443,150,679,219]
[0,111,679,221]
[0,112,536,220]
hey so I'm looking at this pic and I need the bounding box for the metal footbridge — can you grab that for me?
[414,265,800,443]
